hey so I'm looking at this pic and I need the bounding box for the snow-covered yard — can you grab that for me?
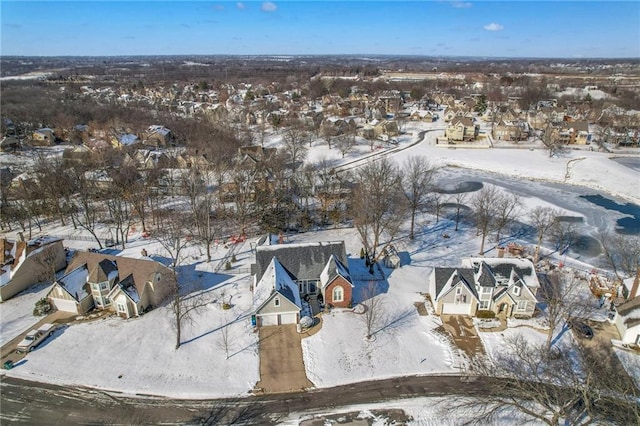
[0,118,637,399]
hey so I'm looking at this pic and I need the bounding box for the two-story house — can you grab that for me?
[429,258,539,318]
[251,238,353,326]
[47,251,174,319]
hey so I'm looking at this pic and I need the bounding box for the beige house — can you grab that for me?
[429,258,539,318]
[30,128,56,146]
[558,121,591,145]
[0,236,66,301]
[444,117,479,142]
[47,251,174,318]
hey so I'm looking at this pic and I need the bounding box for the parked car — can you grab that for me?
[16,323,56,353]
[568,319,594,340]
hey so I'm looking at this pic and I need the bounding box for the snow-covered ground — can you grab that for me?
[0,117,638,400]
[0,283,50,346]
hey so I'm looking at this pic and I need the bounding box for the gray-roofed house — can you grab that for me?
[251,239,350,326]
[429,257,539,318]
[253,257,302,326]
[47,251,174,318]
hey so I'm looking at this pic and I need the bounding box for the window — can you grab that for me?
[274,297,280,307]
[95,297,103,306]
[117,302,126,313]
[104,297,110,305]
[481,286,492,294]
[479,300,489,310]
[517,301,527,311]
[333,286,344,302]
[100,282,108,290]
[92,283,99,291]
[309,282,317,293]
[513,285,521,296]
[455,286,462,295]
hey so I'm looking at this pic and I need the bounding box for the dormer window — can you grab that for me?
[274,297,280,307]
[513,285,521,296]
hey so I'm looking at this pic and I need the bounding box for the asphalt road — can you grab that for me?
[0,374,487,425]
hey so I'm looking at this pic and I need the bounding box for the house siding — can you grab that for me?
[257,293,300,315]
[0,241,66,302]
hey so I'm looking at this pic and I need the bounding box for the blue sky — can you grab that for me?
[1,1,638,57]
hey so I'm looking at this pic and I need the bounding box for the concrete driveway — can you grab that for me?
[440,315,486,359]
[256,325,314,394]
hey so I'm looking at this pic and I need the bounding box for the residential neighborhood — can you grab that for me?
[1,52,639,424]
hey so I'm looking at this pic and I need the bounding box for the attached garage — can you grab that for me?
[51,297,80,314]
[441,302,472,315]
[258,312,298,326]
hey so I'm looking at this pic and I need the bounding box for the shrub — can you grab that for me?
[476,310,496,319]
[33,298,52,316]
[222,303,231,310]
[225,261,232,270]
[231,254,237,263]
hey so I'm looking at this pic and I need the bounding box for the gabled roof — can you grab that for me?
[475,261,497,288]
[254,241,347,283]
[52,264,91,302]
[320,255,353,289]
[463,257,539,289]
[253,257,302,310]
[88,259,118,283]
[66,251,172,301]
[435,268,479,301]
[109,274,140,304]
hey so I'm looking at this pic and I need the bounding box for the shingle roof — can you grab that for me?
[66,251,172,300]
[434,267,477,300]
[254,242,347,283]
[253,257,302,310]
[320,254,353,289]
[88,259,118,283]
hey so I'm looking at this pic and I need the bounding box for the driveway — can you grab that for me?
[256,325,314,393]
[440,315,486,359]
[1,310,76,367]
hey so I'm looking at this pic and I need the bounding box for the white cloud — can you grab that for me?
[451,1,472,8]
[483,22,504,31]
[261,2,277,12]
[236,2,245,9]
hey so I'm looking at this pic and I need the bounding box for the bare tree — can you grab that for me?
[218,313,235,360]
[153,211,206,349]
[493,192,521,244]
[598,230,640,280]
[335,131,356,158]
[281,121,309,169]
[471,186,500,255]
[450,192,468,231]
[529,207,562,263]
[538,123,564,158]
[400,156,438,240]
[360,281,384,340]
[442,335,640,425]
[539,270,596,349]
[351,158,407,260]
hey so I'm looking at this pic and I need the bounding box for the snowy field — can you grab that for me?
[0,117,638,400]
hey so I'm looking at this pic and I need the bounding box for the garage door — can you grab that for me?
[52,298,79,314]
[259,314,279,326]
[441,302,471,315]
[278,312,298,324]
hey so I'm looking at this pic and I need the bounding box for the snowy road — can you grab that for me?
[0,374,486,424]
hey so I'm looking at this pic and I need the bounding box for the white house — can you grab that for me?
[429,257,539,318]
